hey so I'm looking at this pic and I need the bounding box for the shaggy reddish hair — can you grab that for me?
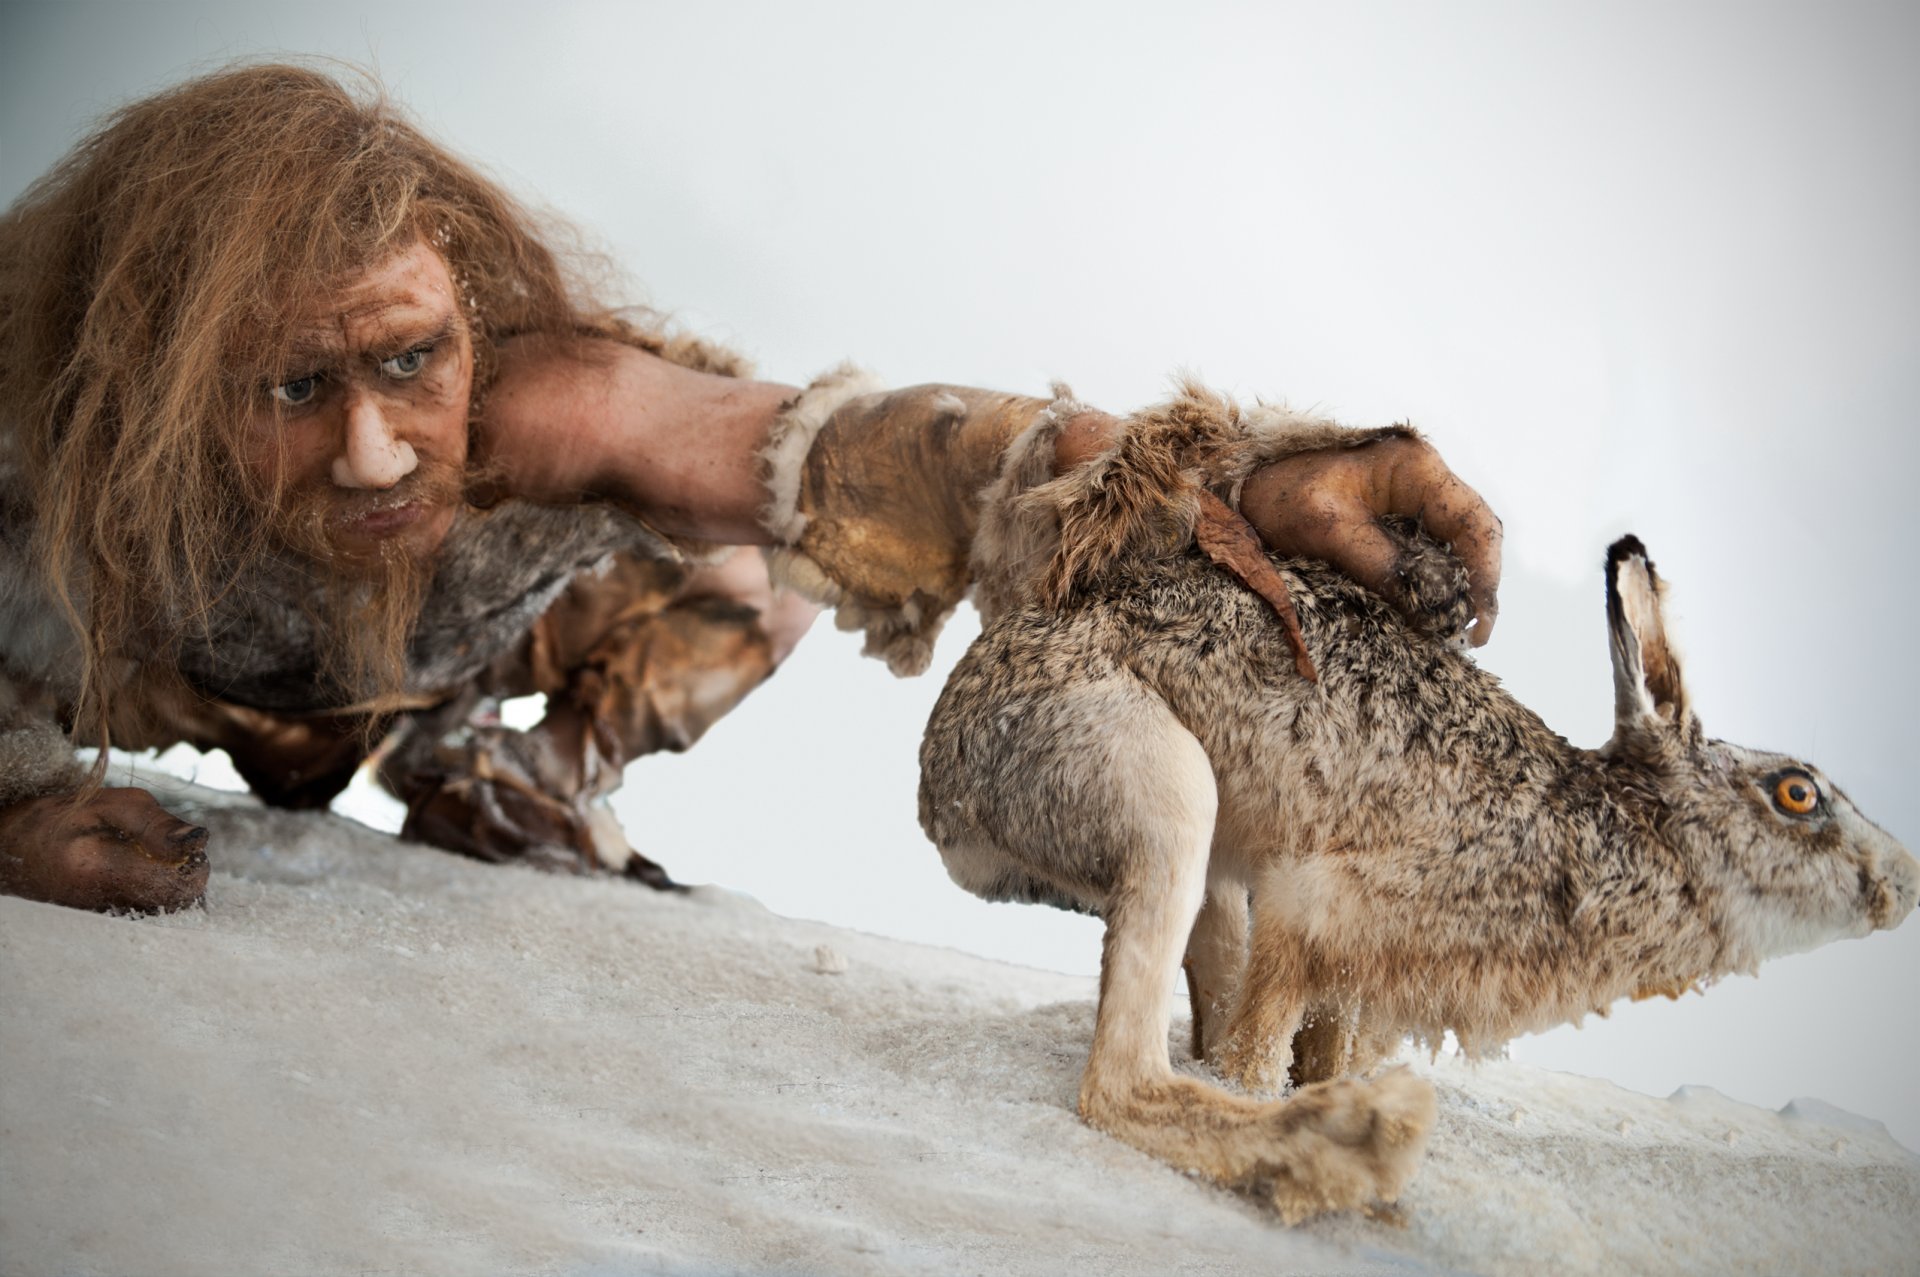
[0,63,722,759]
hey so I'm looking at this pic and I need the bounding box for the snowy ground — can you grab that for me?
[2,779,1914,1277]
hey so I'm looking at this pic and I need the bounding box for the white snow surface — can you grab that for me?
[2,780,1914,1277]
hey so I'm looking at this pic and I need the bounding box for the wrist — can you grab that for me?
[1051,408,1123,473]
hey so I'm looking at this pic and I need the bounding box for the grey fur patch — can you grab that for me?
[162,502,683,713]
[0,693,82,805]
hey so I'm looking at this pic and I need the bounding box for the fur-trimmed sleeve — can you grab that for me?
[760,373,1416,669]
[971,380,1416,623]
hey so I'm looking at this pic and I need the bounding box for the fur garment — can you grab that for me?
[765,376,1410,677]
[0,326,748,804]
[972,380,1416,624]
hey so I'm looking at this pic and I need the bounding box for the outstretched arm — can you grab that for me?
[480,337,1504,651]
[480,334,790,545]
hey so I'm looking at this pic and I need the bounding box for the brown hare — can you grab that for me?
[917,392,1918,1223]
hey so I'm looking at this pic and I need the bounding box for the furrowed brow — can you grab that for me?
[284,331,346,365]
[363,315,463,360]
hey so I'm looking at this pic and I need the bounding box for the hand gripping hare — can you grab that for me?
[917,390,1918,1223]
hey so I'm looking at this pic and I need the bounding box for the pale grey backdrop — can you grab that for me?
[5,1,1915,1149]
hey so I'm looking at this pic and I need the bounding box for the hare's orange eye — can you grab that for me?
[1774,774,1819,815]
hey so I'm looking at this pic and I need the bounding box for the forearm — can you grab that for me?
[767,379,1420,580]
[760,376,1121,674]
[766,381,1052,579]
[485,337,1105,545]
[483,334,796,544]
[484,339,1500,669]
[766,375,1506,670]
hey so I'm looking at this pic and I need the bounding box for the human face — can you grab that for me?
[245,240,473,563]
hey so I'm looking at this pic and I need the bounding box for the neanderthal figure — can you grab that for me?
[0,64,1501,910]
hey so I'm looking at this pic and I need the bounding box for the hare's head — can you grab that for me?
[1600,536,1917,967]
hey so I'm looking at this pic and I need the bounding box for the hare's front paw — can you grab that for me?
[1260,1069,1435,1225]
[1287,1007,1361,1087]
[1214,1025,1293,1095]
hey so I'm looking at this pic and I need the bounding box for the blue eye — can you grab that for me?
[381,346,430,378]
[271,375,320,406]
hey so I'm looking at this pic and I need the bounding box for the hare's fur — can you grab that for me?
[918,396,1917,1221]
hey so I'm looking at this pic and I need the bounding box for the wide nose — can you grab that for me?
[332,385,419,490]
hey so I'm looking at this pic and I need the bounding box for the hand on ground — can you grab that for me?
[0,787,209,912]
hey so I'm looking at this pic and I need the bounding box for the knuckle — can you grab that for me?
[1382,434,1437,470]
[1295,488,1353,530]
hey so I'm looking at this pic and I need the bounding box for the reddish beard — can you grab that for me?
[270,458,467,708]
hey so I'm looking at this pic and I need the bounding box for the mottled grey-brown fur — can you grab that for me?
[920,424,1916,1218]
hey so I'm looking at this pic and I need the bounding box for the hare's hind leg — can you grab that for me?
[1289,1003,1361,1087]
[1212,900,1312,1094]
[925,662,1432,1219]
[1183,884,1248,1060]
[1074,695,1434,1223]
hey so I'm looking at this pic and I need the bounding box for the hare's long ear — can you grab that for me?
[1604,535,1694,742]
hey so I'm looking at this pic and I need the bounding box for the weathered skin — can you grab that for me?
[0,788,208,912]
